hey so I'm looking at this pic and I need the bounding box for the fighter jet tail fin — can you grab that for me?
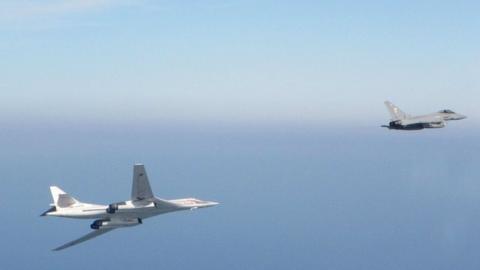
[50,186,80,208]
[384,101,409,121]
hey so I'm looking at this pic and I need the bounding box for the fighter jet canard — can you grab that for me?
[382,101,467,130]
[41,164,219,251]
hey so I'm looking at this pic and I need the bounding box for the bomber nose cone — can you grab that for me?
[206,201,219,207]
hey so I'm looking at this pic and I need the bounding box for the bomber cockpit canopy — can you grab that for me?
[439,109,455,114]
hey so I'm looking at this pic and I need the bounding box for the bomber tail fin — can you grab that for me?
[384,101,409,121]
[131,164,154,201]
[50,186,80,208]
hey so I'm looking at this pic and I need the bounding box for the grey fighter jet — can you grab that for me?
[383,101,466,130]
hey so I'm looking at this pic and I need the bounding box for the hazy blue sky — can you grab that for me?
[1,1,480,269]
[1,0,479,126]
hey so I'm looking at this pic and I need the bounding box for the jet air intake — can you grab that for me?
[425,122,445,128]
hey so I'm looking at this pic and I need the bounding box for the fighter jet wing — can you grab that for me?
[53,228,115,251]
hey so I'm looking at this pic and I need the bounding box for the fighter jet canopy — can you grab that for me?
[439,109,455,114]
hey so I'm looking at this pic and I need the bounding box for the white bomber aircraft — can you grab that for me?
[42,164,219,251]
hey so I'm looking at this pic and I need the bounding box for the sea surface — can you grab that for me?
[1,123,479,269]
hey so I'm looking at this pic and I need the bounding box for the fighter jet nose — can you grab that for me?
[457,114,467,120]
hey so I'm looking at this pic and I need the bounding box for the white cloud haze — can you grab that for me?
[0,0,128,21]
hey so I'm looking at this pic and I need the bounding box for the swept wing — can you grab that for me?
[53,228,115,251]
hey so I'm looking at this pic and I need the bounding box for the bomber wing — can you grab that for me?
[53,228,115,251]
[151,197,179,210]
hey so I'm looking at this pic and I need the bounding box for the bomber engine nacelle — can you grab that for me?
[90,218,142,230]
[106,203,119,214]
[425,122,445,128]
